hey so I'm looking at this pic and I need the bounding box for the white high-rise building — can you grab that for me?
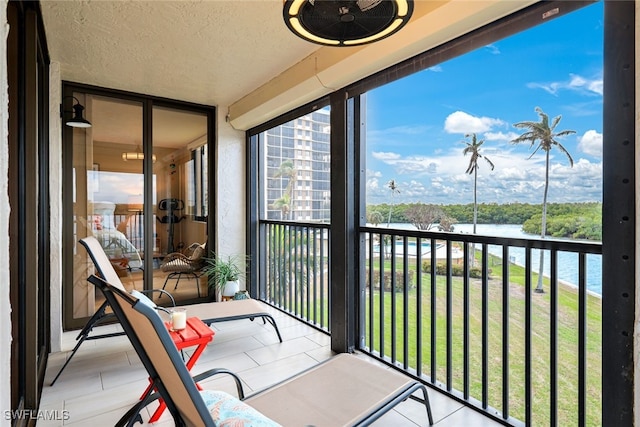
[264,108,331,222]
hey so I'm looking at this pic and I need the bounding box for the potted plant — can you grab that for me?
[201,252,247,299]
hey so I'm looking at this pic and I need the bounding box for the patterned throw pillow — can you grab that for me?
[201,390,281,427]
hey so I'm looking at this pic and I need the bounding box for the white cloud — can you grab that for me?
[428,65,443,72]
[577,130,603,157]
[366,177,379,191]
[372,151,401,161]
[366,143,602,205]
[483,131,520,142]
[527,73,603,96]
[485,44,500,55]
[444,111,505,134]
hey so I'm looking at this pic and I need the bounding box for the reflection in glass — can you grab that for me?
[72,96,144,320]
[152,106,208,303]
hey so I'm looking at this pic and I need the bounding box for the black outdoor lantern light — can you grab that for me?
[61,96,92,128]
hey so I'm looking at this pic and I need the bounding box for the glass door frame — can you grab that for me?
[61,81,216,330]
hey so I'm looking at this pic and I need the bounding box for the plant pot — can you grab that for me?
[233,290,250,300]
[221,280,240,297]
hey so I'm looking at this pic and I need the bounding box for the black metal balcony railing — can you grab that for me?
[260,221,602,427]
[262,220,331,332]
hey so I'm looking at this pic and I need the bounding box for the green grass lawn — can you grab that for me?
[364,253,602,426]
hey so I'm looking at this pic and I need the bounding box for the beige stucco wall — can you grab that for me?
[1,0,10,424]
[214,107,247,289]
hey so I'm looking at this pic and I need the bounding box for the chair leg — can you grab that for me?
[263,315,283,342]
[160,273,176,299]
[173,272,182,290]
[193,273,201,298]
[408,385,434,425]
[163,272,201,298]
[50,301,108,385]
[50,330,90,386]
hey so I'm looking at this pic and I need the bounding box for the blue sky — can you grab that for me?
[365,1,603,206]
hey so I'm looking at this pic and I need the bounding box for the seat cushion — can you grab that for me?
[161,258,196,273]
[200,390,281,427]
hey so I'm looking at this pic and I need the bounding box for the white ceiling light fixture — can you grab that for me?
[122,147,157,163]
[283,0,414,47]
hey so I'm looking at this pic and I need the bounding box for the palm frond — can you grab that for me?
[554,142,575,167]
[484,156,495,170]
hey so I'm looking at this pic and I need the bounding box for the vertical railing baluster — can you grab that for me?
[550,250,558,426]
[379,233,385,359]
[297,226,302,317]
[525,247,532,426]
[482,243,489,409]
[306,227,311,322]
[295,226,300,316]
[390,236,397,364]
[311,228,317,324]
[446,240,452,391]
[502,245,510,420]
[277,224,282,307]
[403,236,409,370]
[416,237,423,378]
[368,233,375,351]
[288,225,292,311]
[326,230,330,330]
[463,241,470,400]
[320,227,325,329]
[430,238,437,383]
[578,252,586,427]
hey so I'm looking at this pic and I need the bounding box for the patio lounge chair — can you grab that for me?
[88,273,434,427]
[50,236,282,385]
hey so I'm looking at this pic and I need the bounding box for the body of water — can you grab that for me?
[373,223,603,295]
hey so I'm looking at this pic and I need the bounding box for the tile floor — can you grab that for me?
[40,304,502,426]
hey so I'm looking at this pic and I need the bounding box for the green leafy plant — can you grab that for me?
[201,252,247,293]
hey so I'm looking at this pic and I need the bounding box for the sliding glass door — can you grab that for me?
[63,83,214,330]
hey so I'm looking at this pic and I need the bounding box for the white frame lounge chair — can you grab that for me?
[89,273,434,427]
[51,236,282,385]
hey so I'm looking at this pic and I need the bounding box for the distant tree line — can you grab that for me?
[366,202,602,240]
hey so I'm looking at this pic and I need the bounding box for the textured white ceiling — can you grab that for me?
[40,0,319,108]
[42,1,538,130]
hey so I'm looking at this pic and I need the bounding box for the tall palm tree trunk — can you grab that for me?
[471,169,478,266]
[535,151,550,293]
[473,169,478,234]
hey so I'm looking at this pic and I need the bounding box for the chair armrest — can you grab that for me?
[162,252,189,264]
[140,289,176,306]
[192,368,246,400]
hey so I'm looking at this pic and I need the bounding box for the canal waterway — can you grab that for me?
[378,223,602,295]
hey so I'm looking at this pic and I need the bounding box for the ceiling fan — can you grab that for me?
[283,0,414,47]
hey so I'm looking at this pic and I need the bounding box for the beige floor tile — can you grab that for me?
[245,336,320,365]
[436,406,504,426]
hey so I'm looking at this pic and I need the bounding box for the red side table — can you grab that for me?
[140,317,215,422]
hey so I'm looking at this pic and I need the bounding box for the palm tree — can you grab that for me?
[366,210,384,226]
[511,107,575,293]
[386,179,400,227]
[463,133,495,235]
[273,160,296,220]
[271,193,291,219]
